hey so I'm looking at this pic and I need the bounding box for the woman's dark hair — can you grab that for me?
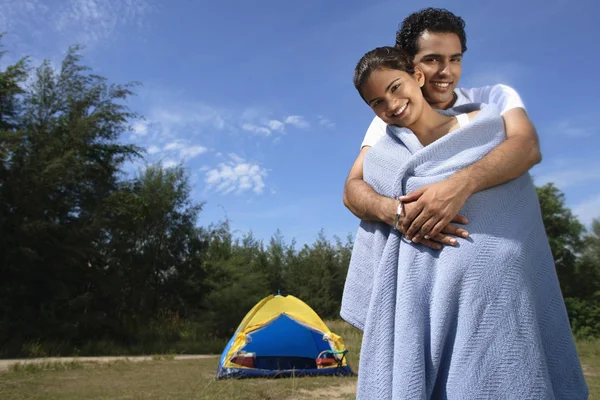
[395,8,467,57]
[353,46,415,100]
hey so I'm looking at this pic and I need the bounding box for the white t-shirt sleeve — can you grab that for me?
[360,116,387,148]
[462,84,525,115]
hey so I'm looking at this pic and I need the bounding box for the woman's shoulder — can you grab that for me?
[466,110,480,121]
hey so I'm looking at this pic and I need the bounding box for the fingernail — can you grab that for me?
[450,239,457,245]
[462,232,469,238]
[412,238,418,243]
[424,235,430,240]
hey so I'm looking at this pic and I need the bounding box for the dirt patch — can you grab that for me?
[287,381,357,399]
[0,354,218,372]
[582,363,598,377]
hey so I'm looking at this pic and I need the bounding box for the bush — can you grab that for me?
[565,297,600,339]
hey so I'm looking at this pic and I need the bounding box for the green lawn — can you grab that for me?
[0,321,596,399]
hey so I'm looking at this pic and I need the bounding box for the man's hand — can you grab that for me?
[400,200,469,250]
[379,195,469,250]
[399,178,472,243]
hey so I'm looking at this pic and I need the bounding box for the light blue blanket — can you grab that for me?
[340,103,588,399]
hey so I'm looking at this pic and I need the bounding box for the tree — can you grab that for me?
[0,44,142,346]
[577,219,600,300]
[536,183,585,297]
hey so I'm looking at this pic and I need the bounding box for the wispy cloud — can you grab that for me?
[284,115,309,129]
[148,140,208,162]
[131,120,149,136]
[161,158,178,169]
[54,0,154,47]
[551,119,593,138]
[574,193,600,226]
[241,123,272,136]
[266,120,285,132]
[0,0,154,55]
[204,153,267,195]
[238,114,311,136]
[533,162,600,190]
[318,116,335,128]
[461,62,528,88]
[147,145,161,155]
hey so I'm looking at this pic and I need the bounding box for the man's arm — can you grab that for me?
[401,107,542,242]
[343,146,469,250]
[342,147,395,225]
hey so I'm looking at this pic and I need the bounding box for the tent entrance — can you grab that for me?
[253,356,316,370]
[235,314,331,371]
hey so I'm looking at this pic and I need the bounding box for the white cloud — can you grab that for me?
[147,145,161,155]
[461,62,528,88]
[164,141,184,151]
[554,120,592,138]
[145,104,227,140]
[284,115,309,129]
[0,0,154,54]
[573,193,600,226]
[534,163,600,190]
[205,154,267,195]
[0,0,50,34]
[240,115,311,136]
[242,123,272,136]
[318,116,335,128]
[180,145,208,159]
[266,120,285,132]
[162,158,178,169]
[54,0,154,47]
[228,153,245,164]
[132,120,148,136]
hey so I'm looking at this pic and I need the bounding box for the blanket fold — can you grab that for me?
[340,103,588,399]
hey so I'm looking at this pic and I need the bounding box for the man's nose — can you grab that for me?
[438,62,451,77]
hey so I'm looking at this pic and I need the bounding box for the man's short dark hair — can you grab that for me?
[395,8,467,57]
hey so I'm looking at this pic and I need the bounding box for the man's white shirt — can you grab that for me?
[360,84,525,148]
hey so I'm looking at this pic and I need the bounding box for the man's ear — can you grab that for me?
[414,66,425,87]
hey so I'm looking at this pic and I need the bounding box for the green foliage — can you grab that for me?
[536,183,586,297]
[565,297,600,339]
[1,35,600,360]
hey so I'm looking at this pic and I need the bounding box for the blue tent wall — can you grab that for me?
[242,314,329,358]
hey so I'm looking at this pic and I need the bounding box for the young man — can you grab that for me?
[343,8,541,249]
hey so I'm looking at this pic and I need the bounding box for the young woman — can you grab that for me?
[342,46,588,399]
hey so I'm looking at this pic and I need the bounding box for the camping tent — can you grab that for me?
[216,294,354,379]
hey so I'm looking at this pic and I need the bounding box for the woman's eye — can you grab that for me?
[391,84,400,92]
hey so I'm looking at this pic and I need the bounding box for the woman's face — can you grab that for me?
[361,67,425,127]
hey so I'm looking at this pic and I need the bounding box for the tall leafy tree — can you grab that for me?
[536,183,585,297]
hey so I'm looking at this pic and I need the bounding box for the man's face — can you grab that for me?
[412,31,463,110]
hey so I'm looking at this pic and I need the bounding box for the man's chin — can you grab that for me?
[424,94,455,109]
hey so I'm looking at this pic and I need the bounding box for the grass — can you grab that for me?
[577,338,600,398]
[0,322,597,399]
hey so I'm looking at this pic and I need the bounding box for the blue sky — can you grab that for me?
[1,0,599,247]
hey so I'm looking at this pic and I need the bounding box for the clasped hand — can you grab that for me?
[397,180,471,249]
